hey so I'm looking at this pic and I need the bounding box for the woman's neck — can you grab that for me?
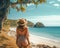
[18,25,25,29]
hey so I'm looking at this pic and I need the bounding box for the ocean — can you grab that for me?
[10,27,60,41]
[28,27,60,41]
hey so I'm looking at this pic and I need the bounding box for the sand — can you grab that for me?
[29,34,60,48]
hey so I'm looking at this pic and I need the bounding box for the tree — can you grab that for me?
[0,0,46,32]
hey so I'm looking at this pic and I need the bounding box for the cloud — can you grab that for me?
[27,3,34,6]
[58,0,60,2]
[49,1,55,4]
[53,3,60,7]
[48,1,60,8]
[10,0,17,2]
[27,15,60,26]
[40,16,60,26]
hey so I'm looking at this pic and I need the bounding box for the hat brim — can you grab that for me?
[19,23,26,26]
[17,19,27,25]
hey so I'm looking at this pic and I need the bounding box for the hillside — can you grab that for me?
[3,19,45,28]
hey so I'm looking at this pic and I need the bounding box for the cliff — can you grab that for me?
[34,22,45,27]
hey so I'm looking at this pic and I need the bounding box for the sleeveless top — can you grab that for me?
[16,27,29,41]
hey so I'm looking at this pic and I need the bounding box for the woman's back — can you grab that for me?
[16,19,30,48]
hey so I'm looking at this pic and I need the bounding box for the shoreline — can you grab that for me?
[30,33,60,42]
[29,34,60,48]
[9,27,60,48]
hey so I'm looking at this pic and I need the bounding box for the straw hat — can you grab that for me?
[17,18,27,26]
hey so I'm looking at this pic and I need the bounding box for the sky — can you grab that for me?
[8,0,60,26]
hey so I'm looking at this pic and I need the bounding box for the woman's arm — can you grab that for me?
[16,28,19,39]
[27,37,30,45]
[26,28,30,45]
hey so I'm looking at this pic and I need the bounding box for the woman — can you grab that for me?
[16,18,30,48]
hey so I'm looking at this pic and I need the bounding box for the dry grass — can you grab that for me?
[0,32,18,48]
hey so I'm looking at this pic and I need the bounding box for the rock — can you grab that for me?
[34,22,45,28]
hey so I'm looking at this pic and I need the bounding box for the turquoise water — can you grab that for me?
[28,27,60,41]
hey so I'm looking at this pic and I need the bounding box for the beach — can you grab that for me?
[29,34,60,48]
[7,27,60,48]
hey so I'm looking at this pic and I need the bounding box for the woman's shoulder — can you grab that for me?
[24,26,28,29]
